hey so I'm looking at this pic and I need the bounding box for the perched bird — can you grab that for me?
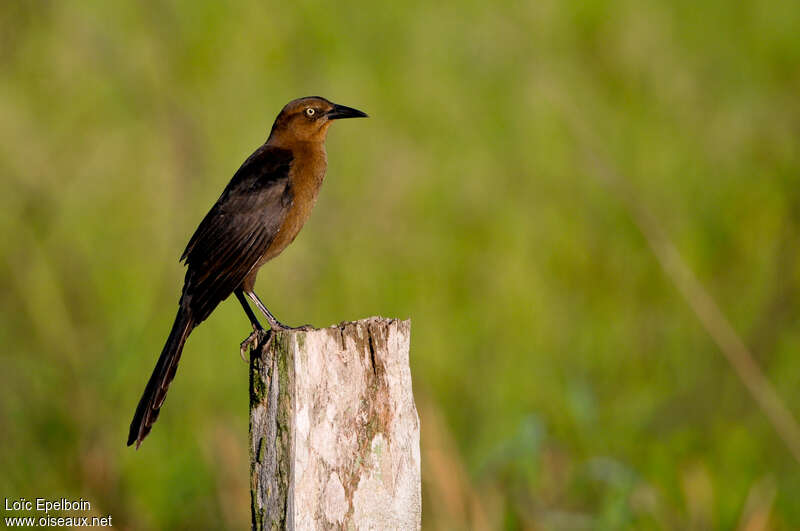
[128,97,367,448]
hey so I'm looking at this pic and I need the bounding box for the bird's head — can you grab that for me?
[267,96,367,146]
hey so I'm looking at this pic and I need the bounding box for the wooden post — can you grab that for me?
[249,317,421,530]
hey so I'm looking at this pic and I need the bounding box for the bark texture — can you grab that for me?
[250,317,420,530]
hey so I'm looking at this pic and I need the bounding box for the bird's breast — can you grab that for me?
[261,147,327,263]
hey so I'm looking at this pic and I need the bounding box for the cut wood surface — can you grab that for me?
[249,317,420,530]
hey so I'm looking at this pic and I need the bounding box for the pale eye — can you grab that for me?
[305,108,316,117]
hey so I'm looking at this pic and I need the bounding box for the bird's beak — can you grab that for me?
[327,104,368,120]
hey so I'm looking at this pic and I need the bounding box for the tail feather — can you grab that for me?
[128,307,195,448]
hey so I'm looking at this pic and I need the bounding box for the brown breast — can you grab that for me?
[259,142,327,266]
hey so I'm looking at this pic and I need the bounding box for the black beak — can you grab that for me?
[327,103,368,120]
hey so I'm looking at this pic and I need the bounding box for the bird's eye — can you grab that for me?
[305,108,316,117]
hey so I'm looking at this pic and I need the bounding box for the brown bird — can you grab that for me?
[128,96,367,448]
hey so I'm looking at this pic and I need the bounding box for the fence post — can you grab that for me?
[249,317,421,530]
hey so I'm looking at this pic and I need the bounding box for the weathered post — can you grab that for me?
[249,317,421,530]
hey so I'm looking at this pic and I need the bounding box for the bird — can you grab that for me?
[127,96,367,448]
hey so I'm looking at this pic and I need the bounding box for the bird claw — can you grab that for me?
[269,322,314,332]
[240,329,275,362]
[240,329,260,362]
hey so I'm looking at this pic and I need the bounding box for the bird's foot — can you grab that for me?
[240,329,268,362]
[267,319,314,332]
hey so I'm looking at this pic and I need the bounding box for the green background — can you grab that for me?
[2,0,799,529]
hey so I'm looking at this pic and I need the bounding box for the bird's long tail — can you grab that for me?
[128,306,195,448]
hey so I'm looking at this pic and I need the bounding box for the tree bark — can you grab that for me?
[249,317,420,530]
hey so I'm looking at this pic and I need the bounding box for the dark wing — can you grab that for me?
[179,145,293,322]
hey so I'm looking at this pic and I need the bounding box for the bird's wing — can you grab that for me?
[179,145,294,322]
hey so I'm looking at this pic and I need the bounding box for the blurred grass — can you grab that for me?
[1,0,799,529]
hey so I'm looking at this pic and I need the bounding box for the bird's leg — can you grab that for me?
[235,289,268,362]
[246,290,313,331]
